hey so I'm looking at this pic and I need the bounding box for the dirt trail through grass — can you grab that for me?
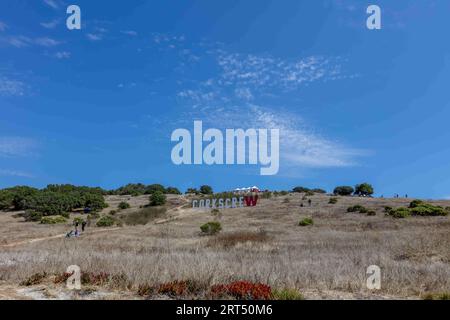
[0,227,121,248]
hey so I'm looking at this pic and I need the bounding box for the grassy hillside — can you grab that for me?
[0,193,449,300]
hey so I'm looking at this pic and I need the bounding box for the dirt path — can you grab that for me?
[1,202,189,248]
[0,227,121,248]
[154,203,197,224]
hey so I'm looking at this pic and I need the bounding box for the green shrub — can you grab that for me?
[166,187,181,195]
[409,200,424,208]
[200,221,222,235]
[384,206,393,213]
[260,192,272,199]
[23,210,43,222]
[386,207,411,219]
[305,190,315,196]
[354,183,374,196]
[423,292,450,300]
[40,215,67,224]
[298,217,313,226]
[333,186,354,196]
[0,190,14,210]
[118,201,131,210]
[144,184,165,195]
[386,201,448,218]
[186,188,200,195]
[272,288,304,300]
[200,185,213,195]
[96,215,116,227]
[109,210,117,215]
[410,203,447,217]
[73,217,85,225]
[359,207,368,214]
[292,186,310,193]
[311,188,326,194]
[328,197,338,204]
[279,191,289,196]
[367,210,376,216]
[150,191,166,206]
[88,212,100,220]
[347,205,367,213]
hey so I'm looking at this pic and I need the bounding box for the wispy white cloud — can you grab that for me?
[54,51,71,59]
[0,77,26,96]
[1,35,61,48]
[34,37,61,47]
[0,137,37,157]
[87,33,103,41]
[0,169,34,178]
[40,19,60,29]
[216,51,351,92]
[121,30,138,37]
[167,39,365,170]
[43,0,60,10]
[0,21,7,32]
[177,104,367,169]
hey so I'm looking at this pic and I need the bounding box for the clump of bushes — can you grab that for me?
[149,191,166,206]
[23,210,43,222]
[292,186,326,194]
[113,183,165,196]
[73,217,85,224]
[200,221,222,235]
[109,210,117,215]
[96,215,116,227]
[0,184,108,217]
[367,210,376,216]
[260,192,272,199]
[422,292,450,300]
[333,186,354,196]
[272,288,304,300]
[211,281,272,300]
[328,197,338,204]
[354,183,374,196]
[386,207,411,218]
[118,201,130,210]
[199,185,213,195]
[347,205,368,213]
[298,217,313,226]
[385,200,448,218]
[40,215,67,224]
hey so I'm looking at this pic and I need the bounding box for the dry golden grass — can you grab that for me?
[0,193,449,299]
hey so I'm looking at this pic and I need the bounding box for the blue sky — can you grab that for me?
[1,0,450,198]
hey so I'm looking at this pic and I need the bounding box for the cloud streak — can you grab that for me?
[0,21,7,32]
[166,39,366,171]
[0,137,38,157]
[0,169,34,178]
[0,77,26,96]
[1,35,61,48]
[43,0,60,10]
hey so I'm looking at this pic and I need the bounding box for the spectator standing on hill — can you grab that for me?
[308,199,312,206]
[82,221,87,232]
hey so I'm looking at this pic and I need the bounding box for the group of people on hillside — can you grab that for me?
[66,219,87,238]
